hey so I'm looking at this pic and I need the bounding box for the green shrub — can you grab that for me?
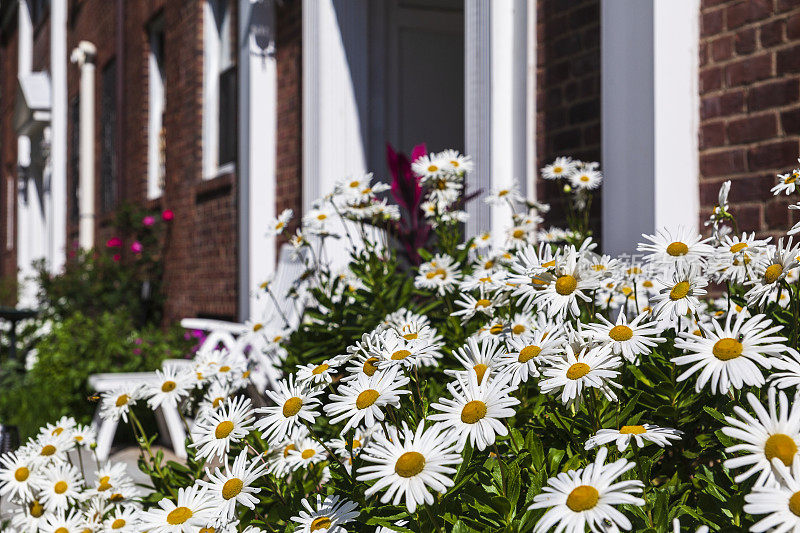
[0,311,190,439]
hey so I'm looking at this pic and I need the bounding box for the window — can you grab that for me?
[6,177,14,251]
[203,0,237,178]
[29,0,49,28]
[148,15,166,199]
[69,96,79,222]
[100,59,117,213]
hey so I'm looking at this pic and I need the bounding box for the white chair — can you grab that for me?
[88,371,187,461]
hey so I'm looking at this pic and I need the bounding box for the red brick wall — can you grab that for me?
[65,0,239,323]
[535,0,602,238]
[0,15,19,291]
[275,0,303,246]
[699,0,800,236]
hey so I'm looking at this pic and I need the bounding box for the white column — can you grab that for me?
[238,0,278,321]
[16,0,34,306]
[49,0,67,272]
[601,0,699,255]
[71,41,97,250]
[465,0,531,242]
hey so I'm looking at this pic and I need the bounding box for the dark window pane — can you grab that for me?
[218,65,237,166]
[69,96,79,222]
[100,59,117,213]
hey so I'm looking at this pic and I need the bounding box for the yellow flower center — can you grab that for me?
[580,175,590,182]
[54,480,68,494]
[403,333,418,340]
[310,517,333,531]
[349,180,360,187]
[218,365,231,373]
[283,443,296,457]
[222,478,244,500]
[392,349,411,360]
[395,451,426,477]
[312,364,329,375]
[301,449,316,459]
[14,467,29,482]
[215,420,235,439]
[519,345,541,363]
[786,173,798,184]
[489,323,505,335]
[475,299,492,308]
[730,242,748,253]
[115,394,129,407]
[251,323,263,331]
[317,214,327,220]
[512,324,526,335]
[566,485,600,511]
[111,518,126,529]
[765,433,798,466]
[283,397,303,417]
[55,529,69,533]
[161,381,177,392]
[555,275,578,295]
[790,491,800,517]
[461,400,488,424]
[498,189,509,196]
[669,280,691,300]
[40,445,56,456]
[591,264,606,271]
[356,389,380,409]
[620,425,646,434]
[428,164,438,172]
[212,397,225,408]
[473,363,489,384]
[553,166,563,173]
[512,229,525,239]
[52,427,64,436]
[712,338,743,361]
[97,476,112,491]
[643,280,653,288]
[167,506,193,525]
[566,363,591,380]
[29,500,44,517]
[609,325,633,342]
[363,357,379,376]
[109,493,124,502]
[766,263,784,283]
[666,241,689,256]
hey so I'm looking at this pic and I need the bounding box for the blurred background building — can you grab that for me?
[1,0,799,324]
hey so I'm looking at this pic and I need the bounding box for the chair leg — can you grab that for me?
[95,418,118,462]
[161,404,188,459]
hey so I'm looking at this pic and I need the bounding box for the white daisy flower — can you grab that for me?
[445,336,508,385]
[538,343,622,406]
[671,518,709,533]
[744,454,800,532]
[337,172,389,200]
[529,447,644,532]
[357,422,462,513]
[40,509,83,533]
[146,366,194,410]
[102,506,141,533]
[673,312,787,394]
[650,263,708,321]
[414,254,462,295]
[286,437,328,470]
[198,449,266,523]
[584,424,682,452]
[568,167,602,190]
[533,245,600,319]
[429,370,519,451]
[324,365,410,435]
[296,359,338,388]
[42,416,77,439]
[772,163,800,195]
[486,181,524,206]
[291,494,360,533]
[99,384,143,423]
[498,331,564,385]
[541,156,577,180]
[0,449,36,500]
[583,311,665,363]
[265,426,309,477]
[370,330,440,370]
[411,153,447,180]
[709,232,771,284]
[70,423,96,448]
[190,396,255,461]
[450,290,507,323]
[721,388,800,486]
[255,375,323,445]
[139,485,216,532]
[505,222,538,249]
[638,226,713,266]
[770,349,800,392]
[329,427,372,461]
[745,238,800,307]
[438,149,473,174]
[267,208,293,236]
[789,203,800,235]
[33,462,82,512]
[90,461,140,503]
[11,498,50,532]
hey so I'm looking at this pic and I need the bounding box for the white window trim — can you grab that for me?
[147,15,165,199]
[202,0,234,180]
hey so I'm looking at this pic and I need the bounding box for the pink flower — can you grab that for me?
[131,241,143,253]
[161,209,174,221]
[142,215,155,226]
[112,254,121,262]
[106,237,122,248]
[133,347,142,355]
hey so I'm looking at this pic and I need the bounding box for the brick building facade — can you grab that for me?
[2,0,800,325]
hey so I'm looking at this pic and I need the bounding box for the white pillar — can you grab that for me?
[71,41,97,250]
[238,0,278,320]
[601,0,699,255]
[49,0,67,272]
[465,0,531,242]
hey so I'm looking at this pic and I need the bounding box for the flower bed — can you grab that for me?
[3,149,800,532]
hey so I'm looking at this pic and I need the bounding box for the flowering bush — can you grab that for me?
[5,151,800,532]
